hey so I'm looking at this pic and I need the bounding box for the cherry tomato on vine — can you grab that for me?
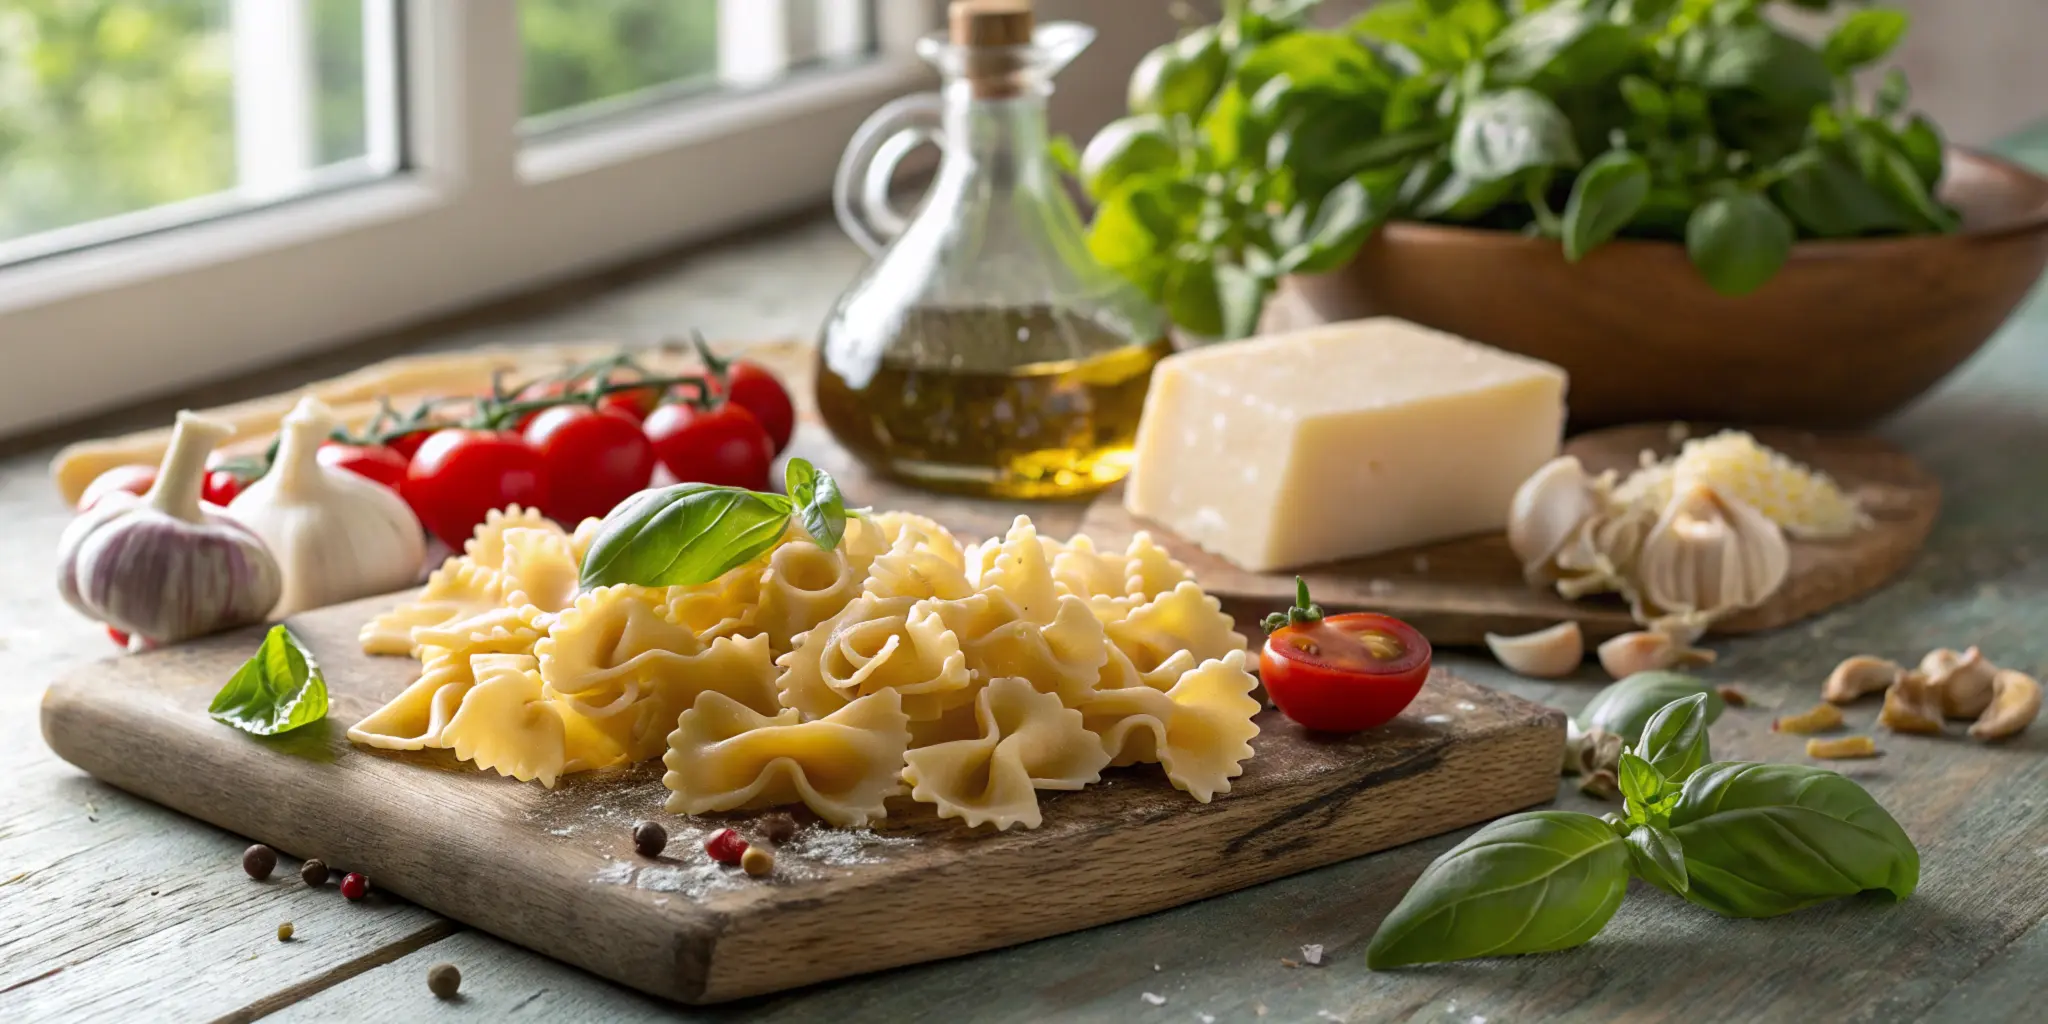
[318,442,410,492]
[386,429,439,463]
[522,405,656,524]
[722,362,795,454]
[201,468,250,506]
[511,380,573,431]
[400,429,547,548]
[79,464,158,511]
[1259,579,1431,733]
[642,401,774,491]
[597,381,664,422]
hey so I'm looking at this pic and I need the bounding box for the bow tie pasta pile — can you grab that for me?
[351,506,1261,831]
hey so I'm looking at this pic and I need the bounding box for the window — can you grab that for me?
[0,1,1152,436]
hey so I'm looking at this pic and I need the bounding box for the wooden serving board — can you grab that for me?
[1081,425,1941,646]
[41,595,1564,1005]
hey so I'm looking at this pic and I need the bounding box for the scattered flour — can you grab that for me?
[1142,992,1166,1006]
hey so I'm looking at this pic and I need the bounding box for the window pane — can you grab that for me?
[519,0,874,132]
[0,0,399,260]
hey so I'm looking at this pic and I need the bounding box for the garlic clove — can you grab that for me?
[1919,647,1998,719]
[1636,483,1790,621]
[1485,621,1584,678]
[1969,669,2041,741]
[1508,457,1602,580]
[1878,670,1945,735]
[1596,623,1715,681]
[1823,654,1902,704]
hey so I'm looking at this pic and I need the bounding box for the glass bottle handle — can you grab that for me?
[834,92,946,257]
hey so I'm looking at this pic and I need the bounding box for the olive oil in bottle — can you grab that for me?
[816,307,1171,499]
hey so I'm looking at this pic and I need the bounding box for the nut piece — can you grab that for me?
[1484,621,1584,678]
[243,844,277,880]
[1920,647,1998,719]
[1716,685,1750,708]
[1596,624,1715,680]
[1969,669,2041,741]
[1806,735,1880,760]
[1772,703,1844,735]
[1823,655,1901,704]
[427,962,461,999]
[1879,670,1945,735]
[741,846,776,878]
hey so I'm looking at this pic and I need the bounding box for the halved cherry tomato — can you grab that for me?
[78,464,158,510]
[722,361,795,454]
[642,401,774,491]
[400,429,547,548]
[318,442,410,492]
[522,405,656,524]
[1259,580,1431,733]
[107,625,131,649]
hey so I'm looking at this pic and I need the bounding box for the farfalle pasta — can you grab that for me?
[354,504,1263,828]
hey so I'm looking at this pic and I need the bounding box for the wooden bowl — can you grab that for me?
[1286,148,2048,429]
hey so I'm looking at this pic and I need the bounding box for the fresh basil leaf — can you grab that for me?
[1078,115,1178,202]
[1383,72,1447,133]
[210,625,329,736]
[1352,0,1506,72]
[1277,176,1387,274]
[1625,824,1689,894]
[1687,23,1832,112]
[579,482,794,589]
[1164,257,1225,340]
[1897,114,1945,189]
[1365,810,1630,968]
[1213,263,1268,341]
[1200,83,1251,165]
[1669,762,1920,918]
[1238,30,1389,101]
[1867,141,1960,233]
[1771,146,1914,237]
[1686,190,1794,296]
[784,458,847,551]
[1635,692,1712,783]
[1873,68,1910,120]
[1047,134,1082,179]
[1823,8,1909,75]
[1617,751,1668,808]
[1486,3,1633,91]
[1579,671,1725,745]
[1617,75,1669,125]
[1452,89,1583,183]
[1128,25,1229,120]
[1085,172,1203,296]
[1562,149,1650,261]
[1416,166,1518,221]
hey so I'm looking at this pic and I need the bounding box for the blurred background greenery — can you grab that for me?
[0,0,718,244]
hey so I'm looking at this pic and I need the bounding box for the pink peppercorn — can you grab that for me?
[703,828,748,865]
[340,872,370,900]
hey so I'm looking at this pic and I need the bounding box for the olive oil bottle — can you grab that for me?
[818,2,1169,499]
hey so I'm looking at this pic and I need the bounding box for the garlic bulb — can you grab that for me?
[1507,457,1602,580]
[57,412,282,644]
[1635,483,1790,620]
[228,397,426,616]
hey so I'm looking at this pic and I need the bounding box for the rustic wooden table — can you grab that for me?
[7,134,2048,1021]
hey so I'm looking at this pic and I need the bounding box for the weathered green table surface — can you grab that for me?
[7,135,2048,1022]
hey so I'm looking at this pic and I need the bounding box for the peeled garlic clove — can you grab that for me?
[1596,625,1715,680]
[1919,647,1998,719]
[1508,457,1602,579]
[1485,621,1584,678]
[1878,670,1945,735]
[1823,654,1902,705]
[1969,669,2041,741]
[1636,483,1790,620]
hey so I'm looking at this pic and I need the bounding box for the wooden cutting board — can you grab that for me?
[40,595,1564,1005]
[1080,425,1941,646]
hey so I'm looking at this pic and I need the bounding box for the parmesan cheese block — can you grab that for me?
[1123,318,1568,572]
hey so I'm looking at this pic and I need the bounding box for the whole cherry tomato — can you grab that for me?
[723,361,795,454]
[201,468,250,506]
[386,429,439,463]
[400,429,547,548]
[522,405,656,524]
[642,401,774,491]
[511,380,572,431]
[597,381,664,422]
[318,442,410,492]
[78,464,158,510]
[1259,579,1432,733]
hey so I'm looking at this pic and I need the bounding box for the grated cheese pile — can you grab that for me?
[1612,430,1864,539]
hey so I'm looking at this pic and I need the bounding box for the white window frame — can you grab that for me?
[0,0,1159,437]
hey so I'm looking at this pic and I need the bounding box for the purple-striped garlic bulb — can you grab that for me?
[57,412,282,645]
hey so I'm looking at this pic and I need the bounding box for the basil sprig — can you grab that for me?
[1367,694,1918,969]
[209,625,329,735]
[579,457,848,589]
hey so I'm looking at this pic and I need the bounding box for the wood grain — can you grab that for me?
[1080,423,1941,646]
[38,594,1563,1004]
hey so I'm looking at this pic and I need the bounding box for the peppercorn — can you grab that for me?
[277,921,294,942]
[761,812,798,845]
[703,827,748,865]
[243,844,277,880]
[741,845,775,878]
[632,820,667,858]
[340,872,369,900]
[301,858,328,886]
[427,962,461,999]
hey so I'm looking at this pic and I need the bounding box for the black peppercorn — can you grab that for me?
[761,813,798,845]
[243,844,277,880]
[301,858,328,886]
[632,820,667,858]
[427,962,461,999]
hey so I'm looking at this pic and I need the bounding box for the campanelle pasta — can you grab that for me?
[353,507,1261,830]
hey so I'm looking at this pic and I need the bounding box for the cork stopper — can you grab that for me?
[949,0,1034,99]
